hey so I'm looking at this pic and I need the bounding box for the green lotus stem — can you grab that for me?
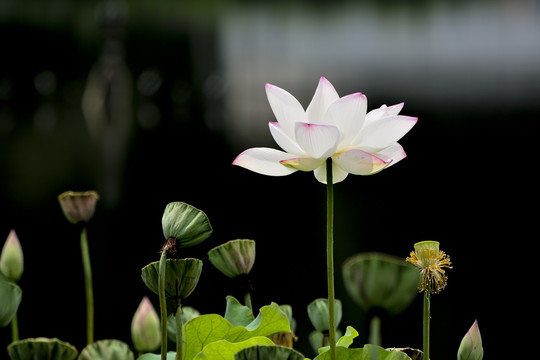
[423,291,430,360]
[158,250,168,360]
[244,291,253,313]
[11,311,18,341]
[326,158,336,360]
[80,226,94,345]
[175,303,183,360]
[368,315,381,346]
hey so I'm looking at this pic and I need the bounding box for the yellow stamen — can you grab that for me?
[406,242,452,294]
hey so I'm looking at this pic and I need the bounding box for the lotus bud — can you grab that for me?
[307,298,342,332]
[458,320,483,360]
[208,239,255,278]
[141,258,203,301]
[342,252,419,315]
[58,191,99,225]
[161,202,212,250]
[0,230,24,282]
[131,297,160,353]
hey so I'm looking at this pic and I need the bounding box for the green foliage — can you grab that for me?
[0,275,22,327]
[137,352,177,360]
[234,344,306,360]
[182,302,290,360]
[312,344,411,360]
[161,202,212,248]
[193,337,274,359]
[7,338,78,360]
[78,339,134,360]
[317,326,358,354]
[224,295,254,327]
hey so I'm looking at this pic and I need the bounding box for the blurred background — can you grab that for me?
[1,0,538,358]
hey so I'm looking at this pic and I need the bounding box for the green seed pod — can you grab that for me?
[0,230,23,282]
[162,202,212,248]
[7,338,78,360]
[141,258,203,301]
[342,252,419,315]
[307,298,342,332]
[208,239,255,278]
[58,191,99,225]
[79,339,134,360]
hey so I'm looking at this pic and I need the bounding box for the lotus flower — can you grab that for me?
[233,77,417,183]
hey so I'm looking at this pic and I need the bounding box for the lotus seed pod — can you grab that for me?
[141,258,203,301]
[307,298,342,332]
[342,252,419,315]
[208,239,255,278]
[58,191,99,225]
[161,202,212,248]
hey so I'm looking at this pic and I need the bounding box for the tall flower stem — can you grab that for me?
[175,303,183,360]
[326,158,336,360]
[158,250,168,360]
[80,226,94,345]
[11,312,18,341]
[423,291,430,360]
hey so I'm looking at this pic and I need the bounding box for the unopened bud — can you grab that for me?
[0,230,24,281]
[131,297,160,353]
[458,320,483,360]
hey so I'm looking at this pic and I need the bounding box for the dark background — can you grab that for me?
[1,0,537,359]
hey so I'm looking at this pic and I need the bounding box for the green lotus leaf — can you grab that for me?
[0,275,22,327]
[234,345,305,360]
[78,339,134,360]
[137,352,176,360]
[317,326,358,354]
[162,202,212,248]
[183,302,290,360]
[167,306,201,342]
[141,258,203,300]
[224,295,255,327]
[7,338,78,360]
[313,344,411,360]
[194,337,274,360]
[342,252,419,315]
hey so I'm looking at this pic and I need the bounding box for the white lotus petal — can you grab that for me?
[375,143,407,168]
[356,115,417,151]
[265,83,307,138]
[364,103,405,125]
[269,122,305,155]
[280,157,325,171]
[333,149,390,175]
[324,92,367,150]
[233,147,297,176]
[295,122,340,159]
[306,77,340,125]
[313,161,349,184]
